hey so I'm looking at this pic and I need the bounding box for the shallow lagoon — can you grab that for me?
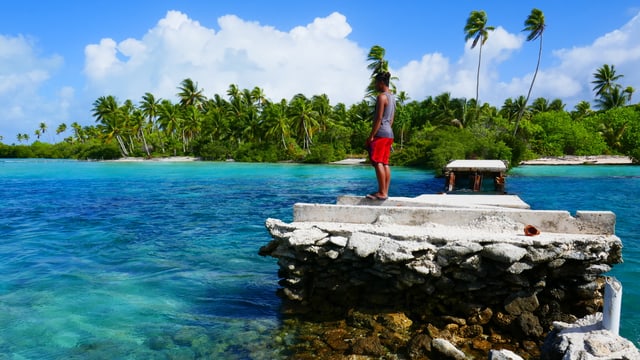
[0,160,638,358]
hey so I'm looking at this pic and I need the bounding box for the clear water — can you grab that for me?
[0,160,638,358]
[509,165,640,344]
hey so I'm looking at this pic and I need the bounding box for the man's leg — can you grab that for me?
[374,163,386,196]
[383,164,391,197]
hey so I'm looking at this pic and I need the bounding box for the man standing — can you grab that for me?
[366,71,395,200]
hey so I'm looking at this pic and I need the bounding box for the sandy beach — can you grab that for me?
[520,155,633,165]
[112,156,200,162]
[108,155,634,166]
[330,158,367,165]
[332,155,635,166]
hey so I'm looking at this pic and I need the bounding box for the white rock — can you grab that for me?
[489,349,524,360]
[328,236,348,247]
[431,338,466,360]
[375,239,414,263]
[543,313,640,359]
[482,243,528,263]
[347,232,383,258]
[288,228,328,246]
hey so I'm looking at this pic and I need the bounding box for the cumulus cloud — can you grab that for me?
[396,26,523,104]
[84,11,369,106]
[0,34,65,141]
[548,11,640,107]
[396,11,640,110]
[79,9,640,116]
[488,11,640,108]
[3,8,640,141]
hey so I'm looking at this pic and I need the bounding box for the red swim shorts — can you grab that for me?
[369,137,393,165]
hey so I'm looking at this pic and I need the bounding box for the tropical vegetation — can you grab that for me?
[1,8,639,173]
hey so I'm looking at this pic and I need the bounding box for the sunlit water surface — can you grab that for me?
[0,160,638,358]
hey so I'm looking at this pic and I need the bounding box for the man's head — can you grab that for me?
[375,71,391,90]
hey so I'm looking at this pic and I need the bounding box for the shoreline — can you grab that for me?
[330,157,367,165]
[106,155,634,166]
[110,156,370,165]
[519,155,633,165]
[110,156,200,162]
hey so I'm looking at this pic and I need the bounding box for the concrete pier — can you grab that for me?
[260,194,627,359]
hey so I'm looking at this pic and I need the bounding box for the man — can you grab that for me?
[366,71,395,200]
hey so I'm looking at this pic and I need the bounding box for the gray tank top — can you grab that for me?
[375,92,395,139]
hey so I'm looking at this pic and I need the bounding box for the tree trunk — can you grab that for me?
[513,35,543,137]
[116,135,130,157]
[140,129,151,157]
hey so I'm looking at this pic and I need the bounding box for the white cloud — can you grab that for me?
[396,26,523,103]
[396,12,640,110]
[83,10,369,106]
[0,34,65,141]
[548,12,640,107]
[3,9,640,142]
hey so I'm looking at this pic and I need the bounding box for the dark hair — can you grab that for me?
[375,71,391,86]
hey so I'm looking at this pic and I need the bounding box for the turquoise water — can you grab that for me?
[0,160,638,358]
[509,165,640,344]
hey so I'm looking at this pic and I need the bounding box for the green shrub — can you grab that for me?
[197,142,229,161]
[304,144,336,163]
[0,145,35,158]
[76,143,121,160]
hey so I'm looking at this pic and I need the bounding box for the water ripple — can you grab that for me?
[1,160,639,357]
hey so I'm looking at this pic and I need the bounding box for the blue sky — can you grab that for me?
[1,0,640,142]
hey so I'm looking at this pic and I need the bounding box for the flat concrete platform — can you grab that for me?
[338,194,531,209]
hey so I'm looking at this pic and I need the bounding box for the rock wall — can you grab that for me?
[259,199,623,358]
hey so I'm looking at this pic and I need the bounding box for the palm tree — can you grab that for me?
[120,99,137,154]
[177,78,206,108]
[250,86,267,110]
[288,94,319,152]
[92,95,129,156]
[365,45,396,99]
[140,92,160,125]
[130,109,152,157]
[595,87,629,110]
[311,94,334,133]
[394,91,411,149]
[464,10,495,112]
[182,105,201,152]
[140,92,162,154]
[598,119,627,151]
[624,86,634,102]
[56,123,67,136]
[592,64,623,97]
[39,122,47,137]
[529,97,550,114]
[571,101,592,121]
[70,122,84,143]
[549,99,565,112]
[157,100,184,156]
[240,88,261,142]
[264,99,291,149]
[433,92,456,126]
[157,99,182,141]
[501,96,527,123]
[201,94,231,142]
[226,85,247,143]
[513,8,545,136]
